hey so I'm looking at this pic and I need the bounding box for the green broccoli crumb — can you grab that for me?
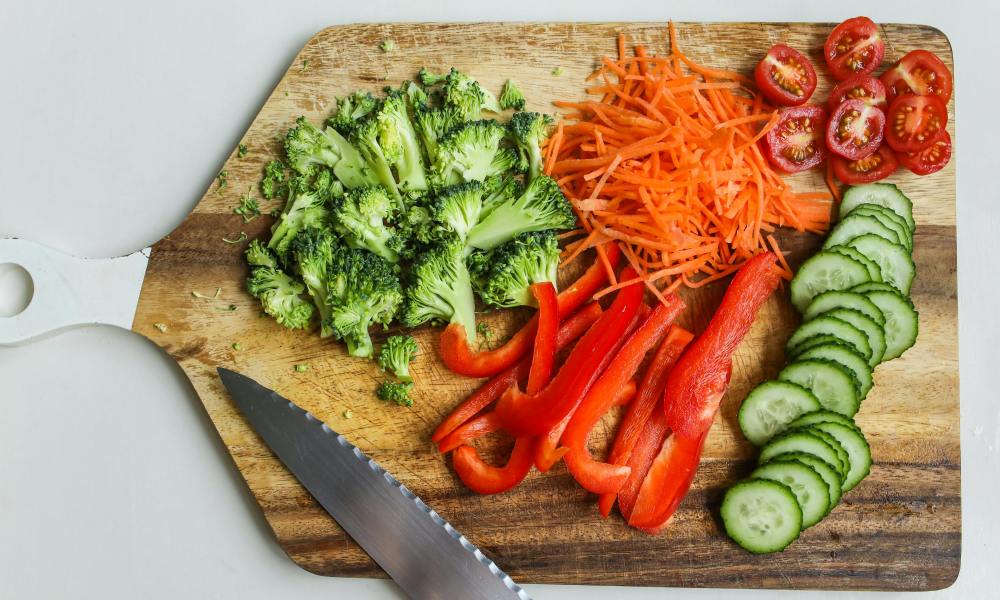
[380,39,395,52]
[294,363,309,372]
[153,323,168,333]
[476,322,495,351]
[216,304,237,312]
[222,232,247,244]
[232,342,242,351]
[499,79,526,110]
[237,143,248,158]
[216,170,228,192]
[343,409,353,419]
[376,381,413,407]
[234,189,261,223]
[552,66,564,76]
[377,335,418,383]
[300,58,310,72]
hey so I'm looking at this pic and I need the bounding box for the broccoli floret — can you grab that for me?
[268,177,331,261]
[377,90,428,193]
[399,235,477,343]
[284,116,375,189]
[499,79,526,111]
[327,91,379,136]
[325,246,403,358]
[260,160,287,199]
[388,203,435,260]
[245,239,278,269]
[480,174,523,219]
[291,227,337,338]
[426,181,485,242]
[246,267,314,329]
[403,80,429,110]
[431,120,509,188]
[469,231,560,308]
[377,335,418,383]
[419,68,499,120]
[330,185,401,263]
[350,116,404,207]
[413,105,463,164]
[376,381,413,407]
[509,112,553,181]
[466,174,575,251]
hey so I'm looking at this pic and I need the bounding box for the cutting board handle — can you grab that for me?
[0,238,150,346]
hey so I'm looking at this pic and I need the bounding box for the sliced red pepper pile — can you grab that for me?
[431,247,781,534]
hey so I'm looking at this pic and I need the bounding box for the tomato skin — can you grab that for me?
[763,105,827,173]
[898,130,952,175]
[885,94,948,153]
[831,144,899,184]
[881,49,953,105]
[823,16,885,80]
[827,74,887,112]
[825,98,886,160]
[754,44,818,106]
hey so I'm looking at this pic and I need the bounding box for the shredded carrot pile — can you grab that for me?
[546,23,833,299]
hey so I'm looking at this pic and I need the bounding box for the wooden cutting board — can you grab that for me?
[131,22,958,591]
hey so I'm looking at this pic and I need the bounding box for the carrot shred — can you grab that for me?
[546,23,832,298]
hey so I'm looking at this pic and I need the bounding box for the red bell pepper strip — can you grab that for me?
[615,410,667,521]
[430,303,602,444]
[627,364,730,531]
[452,437,536,495]
[663,252,781,438]
[561,296,685,495]
[438,244,621,378]
[533,299,649,472]
[613,380,637,407]
[526,282,559,394]
[437,412,502,453]
[449,283,561,495]
[597,326,694,517]
[627,429,711,533]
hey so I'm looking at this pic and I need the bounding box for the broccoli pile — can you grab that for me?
[242,68,575,406]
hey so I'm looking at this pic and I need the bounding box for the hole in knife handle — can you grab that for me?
[0,263,34,317]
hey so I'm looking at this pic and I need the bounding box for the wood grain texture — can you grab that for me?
[131,22,958,590]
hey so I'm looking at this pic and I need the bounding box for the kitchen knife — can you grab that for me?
[217,367,530,600]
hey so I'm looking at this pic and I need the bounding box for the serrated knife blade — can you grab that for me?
[217,368,529,600]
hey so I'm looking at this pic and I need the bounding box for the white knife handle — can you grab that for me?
[0,238,150,346]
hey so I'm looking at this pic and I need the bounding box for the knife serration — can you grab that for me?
[218,368,530,600]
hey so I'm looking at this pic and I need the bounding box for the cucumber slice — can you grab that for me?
[790,252,872,312]
[846,234,916,296]
[786,315,873,363]
[864,290,919,361]
[722,479,803,554]
[739,381,822,446]
[778,359,861,418]
[750,462,830,528]
[759,430,846,479]
[807,422,872,492]
[840,183,915,231]
[817,308,887,366]
[793,427,851,479]
[825,245,883,282]
[788,409,860,431]
[787,334,843,359]
[803,291,886,326]
[765,452,844,510]
[796,343,874,398]
[850,281,899,294]
[849,204,913,251]
[823,213,903,249]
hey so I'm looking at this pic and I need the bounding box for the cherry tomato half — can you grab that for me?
[880,49,953,105]
[826,98,885,160]
[885,94,948,153]
[898,130,952,175]
[763,105,827,173]
[832,144,899,184]
[827,74,887,112]
[754,44,818,106]
[823,16,885,80]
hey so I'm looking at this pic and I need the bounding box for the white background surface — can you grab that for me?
[1,1,997,598]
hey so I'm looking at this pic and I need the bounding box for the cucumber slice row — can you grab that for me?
[850,204,913,251]
[787,315,873,362]
[823,213,903,249]
[818,308,886,367]
[803,291,885,326]
[839,183,915,231]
